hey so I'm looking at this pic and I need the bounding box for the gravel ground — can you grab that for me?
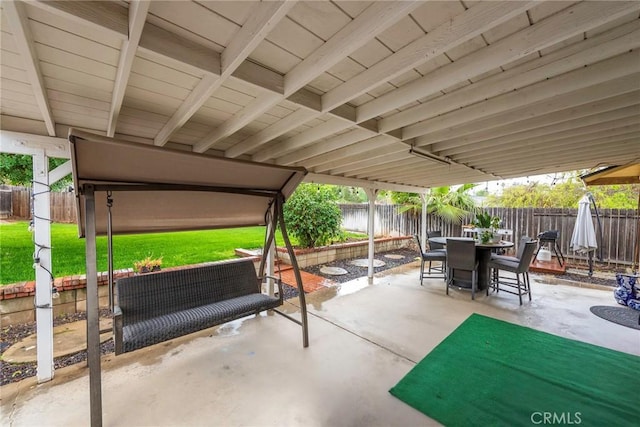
[1,248,418,385]
[552,271,617,287]
[302,248,418,284]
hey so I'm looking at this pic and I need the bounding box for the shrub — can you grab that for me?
[283,184,342,248]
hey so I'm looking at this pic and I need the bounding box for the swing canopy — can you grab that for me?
[69,128,307,237]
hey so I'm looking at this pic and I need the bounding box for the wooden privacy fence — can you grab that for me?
[340,204,639,268]
[5,189,637,267]
[2,185,77,223]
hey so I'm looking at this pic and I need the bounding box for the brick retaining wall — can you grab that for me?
[278,236,411,268]
[0,269,134,325]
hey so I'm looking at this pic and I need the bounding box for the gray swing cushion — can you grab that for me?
[114,258,281,354]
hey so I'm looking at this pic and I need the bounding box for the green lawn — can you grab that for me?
[1,221,367,285]
[0,221,302,285]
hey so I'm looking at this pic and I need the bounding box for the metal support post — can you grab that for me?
[266,218,275,296]
[84,185,103,427]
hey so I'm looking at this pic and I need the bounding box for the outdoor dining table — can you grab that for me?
[428,236,515,291]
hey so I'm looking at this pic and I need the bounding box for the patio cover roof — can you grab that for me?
[1,1,640,191]
[580,162,640,186]
[70,128,306,236]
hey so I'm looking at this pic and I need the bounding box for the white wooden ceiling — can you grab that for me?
[1,0,639,192]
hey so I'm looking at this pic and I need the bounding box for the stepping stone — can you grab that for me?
[349,259,385,268]
[320,266,349,276]
[384,254,405,260]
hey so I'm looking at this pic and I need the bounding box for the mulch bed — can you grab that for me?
[1,248,418,386]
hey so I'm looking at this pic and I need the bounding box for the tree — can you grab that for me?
[486,172,638,209]
[390,184,479,224]
[328,185,367,203]
[0,154,72,191]
[283,183,343,248]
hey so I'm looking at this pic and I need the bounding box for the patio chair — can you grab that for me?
[414,234,447,285]
[446,239,479,300]
[427,230,446,252]
[491,236,531,263]
[488,240,538,305]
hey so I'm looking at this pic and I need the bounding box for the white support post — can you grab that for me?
[33,151,54,383]
[420,192,428,252]
[364,188,378,282]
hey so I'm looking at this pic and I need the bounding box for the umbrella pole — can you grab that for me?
[634,192,640,274]
[588,250,594,277]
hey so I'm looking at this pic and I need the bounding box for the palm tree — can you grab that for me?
[392,184,479,224]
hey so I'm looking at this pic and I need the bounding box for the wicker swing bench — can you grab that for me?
[114,258,285,355]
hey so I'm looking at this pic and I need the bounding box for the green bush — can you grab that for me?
[283,183,342,248]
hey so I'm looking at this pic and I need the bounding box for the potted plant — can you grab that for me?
[133,256,163,274]
[473,212,501,244]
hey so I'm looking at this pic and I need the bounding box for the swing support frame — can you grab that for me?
[70,129,309,427]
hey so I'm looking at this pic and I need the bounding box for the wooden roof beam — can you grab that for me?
[321,0,534,113]
[0,130,69,158]
[32,0,129,38]
[483,145,638,177]
[428,139,639,175]
[154,1,295,147]
[195,1,420,154]
[359,165,490,184]
[224,108,318,158]
[252,118,355,162]
[226,90,380,159]
[265,5,640,164]
[417,90,640,150]
[284,1,422,97]
[380,19,640,133]
[359,0,640,125]
[460,130,640,165]
[319,144,407,174]
[438,108,640,157]
[336,153,414,177]
[405,53,640,141]
[107,0,150,137]
[5,0,56,136]
[277,128,375,166]
[303,135,395,170]
[26,0,387,155]
[304,173,426,193]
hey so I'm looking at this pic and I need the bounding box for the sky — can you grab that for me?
[481,172,569,194]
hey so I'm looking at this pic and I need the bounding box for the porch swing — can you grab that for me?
[108,192,306,354]
[70,128,309,360]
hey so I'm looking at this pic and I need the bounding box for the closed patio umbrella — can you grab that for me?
[570,194,598,275]
[580,162,639,273]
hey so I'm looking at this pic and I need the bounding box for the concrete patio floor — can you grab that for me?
[2,263,638,426]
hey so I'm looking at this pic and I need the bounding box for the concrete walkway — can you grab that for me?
[2,263,638,426]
